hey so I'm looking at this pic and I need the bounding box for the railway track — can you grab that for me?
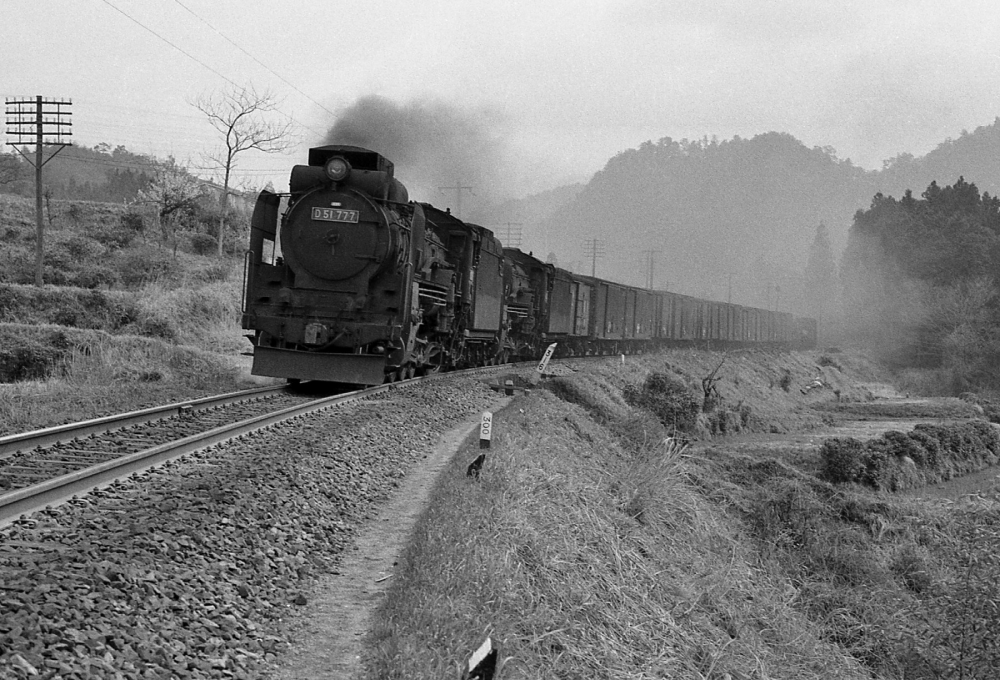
[0,366,512,528]
[0,382,384,527]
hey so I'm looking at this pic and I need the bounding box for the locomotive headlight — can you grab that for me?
[324,156,351,182]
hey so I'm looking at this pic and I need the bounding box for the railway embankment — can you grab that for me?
[0,374,506,679]
[352,349,1000,679]
[4,347,1000,679]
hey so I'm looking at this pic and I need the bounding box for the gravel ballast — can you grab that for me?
[0,375,503,679]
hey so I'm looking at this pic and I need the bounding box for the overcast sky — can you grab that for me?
[6,0,1000,199]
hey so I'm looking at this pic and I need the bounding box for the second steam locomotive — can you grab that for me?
[242,145,816,384]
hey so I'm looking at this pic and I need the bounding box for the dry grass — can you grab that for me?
[133,270,245,354]
[364,350,1000,678]
[0,197,254,432]
[364,361,874,679]
[0,331,256,434]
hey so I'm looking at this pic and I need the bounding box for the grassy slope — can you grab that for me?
[365,351,1000,679]
[0,194,269,434]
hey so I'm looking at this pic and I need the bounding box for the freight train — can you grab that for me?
[241,145,816,384]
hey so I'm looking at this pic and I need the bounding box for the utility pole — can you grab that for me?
[497,222,523,248]
[5,96,72,286]
[438,182,473,220]
[583,238,605,278]
[641,249,661,289]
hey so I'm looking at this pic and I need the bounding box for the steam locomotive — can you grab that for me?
[241,145,816,384]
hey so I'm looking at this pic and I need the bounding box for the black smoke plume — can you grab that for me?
[323,95,511,214]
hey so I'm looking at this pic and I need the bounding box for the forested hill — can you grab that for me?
[879,118,1000,200]
[525,121,1000,313]
[0,143,157,203]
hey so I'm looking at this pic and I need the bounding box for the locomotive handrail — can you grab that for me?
[241,248,251,314]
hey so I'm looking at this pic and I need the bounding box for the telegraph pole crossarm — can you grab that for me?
[438,182,474,220]
[498,222,523,248]
[5,96,73,287]
[641,248,662,289]
[583,238,606,278]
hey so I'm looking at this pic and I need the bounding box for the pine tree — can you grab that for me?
[804,223,838,330]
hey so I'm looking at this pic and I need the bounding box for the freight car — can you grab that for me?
[241,145,816,384]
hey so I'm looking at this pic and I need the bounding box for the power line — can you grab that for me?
[96,0,328,139]
[171,0,339,119]
[97,0,241,90]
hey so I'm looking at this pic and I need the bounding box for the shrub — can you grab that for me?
[881,430,928,466]
[820,437,867,484]
[60,233,104,260]
[623,371,701,433]
[85,219,134,250]
[188,232,217,256]
[194,261,232,283]
[822,422,1000,490]
[72,264,120,289]
[0,344,59,381]
[132,313,177,341]
[112,247,179,287]
[0,246,37,284]
[120,208,145,236]
[859,444,892,489]
[703,401,753,435]
[0,328,71,382]
[818,355,842,370]
[890,543,933,594]
[907,429,942,469]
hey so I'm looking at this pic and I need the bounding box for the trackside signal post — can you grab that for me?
[479,411,493,449]
[5,96,73,286]
[530,342,558,385]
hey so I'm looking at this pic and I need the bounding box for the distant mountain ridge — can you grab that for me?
[484,120,1000,314]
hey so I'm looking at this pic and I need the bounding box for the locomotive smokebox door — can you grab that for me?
[284,197,388,282]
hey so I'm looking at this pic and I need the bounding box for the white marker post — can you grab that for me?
[462,637,497,680]
[479,411,493,449]
[530,342,558,385]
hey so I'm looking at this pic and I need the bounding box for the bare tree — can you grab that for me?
[192,85,292,256]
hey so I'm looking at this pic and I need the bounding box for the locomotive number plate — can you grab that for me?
[311,207,359,223]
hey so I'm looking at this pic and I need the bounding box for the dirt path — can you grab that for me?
[271,400,509,680]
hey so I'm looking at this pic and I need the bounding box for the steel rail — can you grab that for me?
[0,384,291,458]
[0,364,512,527]
[0,383,392,527]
